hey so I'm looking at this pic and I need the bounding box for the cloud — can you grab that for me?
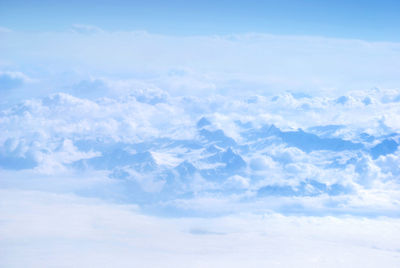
[68,78,110,98]
[1,30,400,96]
[70,24,104,34]
[1,189,400,268]
[1,88,400,216]
[224,175,250,189]
[0,71,31,91]
[1,27,400,267]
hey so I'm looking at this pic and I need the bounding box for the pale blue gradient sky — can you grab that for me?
[1,0,400,41]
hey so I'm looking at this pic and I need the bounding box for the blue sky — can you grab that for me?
[1,0,400,41]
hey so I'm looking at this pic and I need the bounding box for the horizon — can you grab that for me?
[1,1,400,267]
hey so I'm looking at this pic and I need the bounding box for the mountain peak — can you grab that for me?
[196,117,211,128]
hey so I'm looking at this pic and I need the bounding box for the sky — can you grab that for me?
[1,1,400,267]
[1,0,400,41]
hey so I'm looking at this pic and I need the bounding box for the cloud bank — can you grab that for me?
[1,28,400,267]
[1,29,400,99]
[1,87,400,216]
[1,190,399,268]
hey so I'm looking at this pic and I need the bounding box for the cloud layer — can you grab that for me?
[1,86,400,216]
[1,29,400,98]
[1,190,400,267]
[1,28,400,267]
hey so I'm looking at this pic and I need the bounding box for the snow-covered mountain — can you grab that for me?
[1,89,400,216]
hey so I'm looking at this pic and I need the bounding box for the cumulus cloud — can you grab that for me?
[1,89,400,216]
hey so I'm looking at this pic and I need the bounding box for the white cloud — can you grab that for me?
[0,89,400,215]
[1,28,400,267]
[224,175,250,189]
[70,24,105,34]
[0,71,32,91]
[1,189,400,268]
[1,30,400,97]
[34,139,101,174]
